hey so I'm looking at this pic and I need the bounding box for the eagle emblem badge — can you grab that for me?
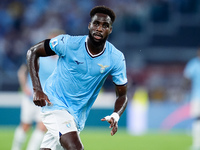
[98,64,109,73]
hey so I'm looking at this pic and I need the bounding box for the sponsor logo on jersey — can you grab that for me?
[98,64,109,73]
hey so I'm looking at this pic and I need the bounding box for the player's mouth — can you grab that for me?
[93,33,103,40]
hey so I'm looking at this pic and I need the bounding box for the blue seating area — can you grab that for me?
[0,0,200,95]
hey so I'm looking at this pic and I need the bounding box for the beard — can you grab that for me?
[88,31,108,47]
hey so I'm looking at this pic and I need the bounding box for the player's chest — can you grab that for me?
[65,52,111,76]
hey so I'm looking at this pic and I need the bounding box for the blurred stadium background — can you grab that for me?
[0,0,200,149]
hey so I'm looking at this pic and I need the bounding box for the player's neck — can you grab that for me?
[87,37,105,55]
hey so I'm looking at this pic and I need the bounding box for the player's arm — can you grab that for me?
[114,84,128,116]
[101,84,127,136]
[26,39,55,107]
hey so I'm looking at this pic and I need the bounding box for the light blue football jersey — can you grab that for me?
[184,57,200,99]
[42,34,128,131]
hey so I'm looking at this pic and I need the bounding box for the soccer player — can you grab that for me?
[27,5,128,150]
[11,29,64,150]
[183,49,200,150]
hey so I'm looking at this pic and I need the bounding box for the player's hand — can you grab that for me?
[33,89,52,107]
[101,113,119,136]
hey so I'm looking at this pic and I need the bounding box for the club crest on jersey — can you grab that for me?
[98,64,109,73]
[51,39,58,48]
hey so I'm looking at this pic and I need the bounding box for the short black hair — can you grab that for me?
[90,5,116,23]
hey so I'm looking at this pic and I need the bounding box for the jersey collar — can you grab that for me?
[85,36,106,58]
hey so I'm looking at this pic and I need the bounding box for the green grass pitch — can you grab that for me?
[0,126,191,150]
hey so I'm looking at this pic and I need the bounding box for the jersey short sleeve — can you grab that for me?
[111,53,127,85]
[49,34,70,56]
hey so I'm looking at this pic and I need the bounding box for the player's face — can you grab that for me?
[88,13,112,45]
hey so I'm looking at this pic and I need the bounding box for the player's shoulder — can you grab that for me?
[60,34,85,44]
[65,35,86,49]
[106,41,124,58]
[52,34,86,50]
[53,34,85,42]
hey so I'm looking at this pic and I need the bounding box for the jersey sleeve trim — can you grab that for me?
[113,82,128,86]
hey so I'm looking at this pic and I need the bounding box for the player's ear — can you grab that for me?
[109,26,113,34]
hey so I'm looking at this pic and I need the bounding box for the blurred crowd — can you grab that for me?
[0,0,199,102]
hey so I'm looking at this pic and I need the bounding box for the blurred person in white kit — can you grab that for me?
[11,29,65,150]
[183,49,200,150]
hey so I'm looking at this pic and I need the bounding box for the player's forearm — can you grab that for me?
[26,45,43,91]
[113,95,127,117]
[113,84,128,117]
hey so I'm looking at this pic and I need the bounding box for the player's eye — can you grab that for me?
[93,21,99,26]
[103,24,109,28]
